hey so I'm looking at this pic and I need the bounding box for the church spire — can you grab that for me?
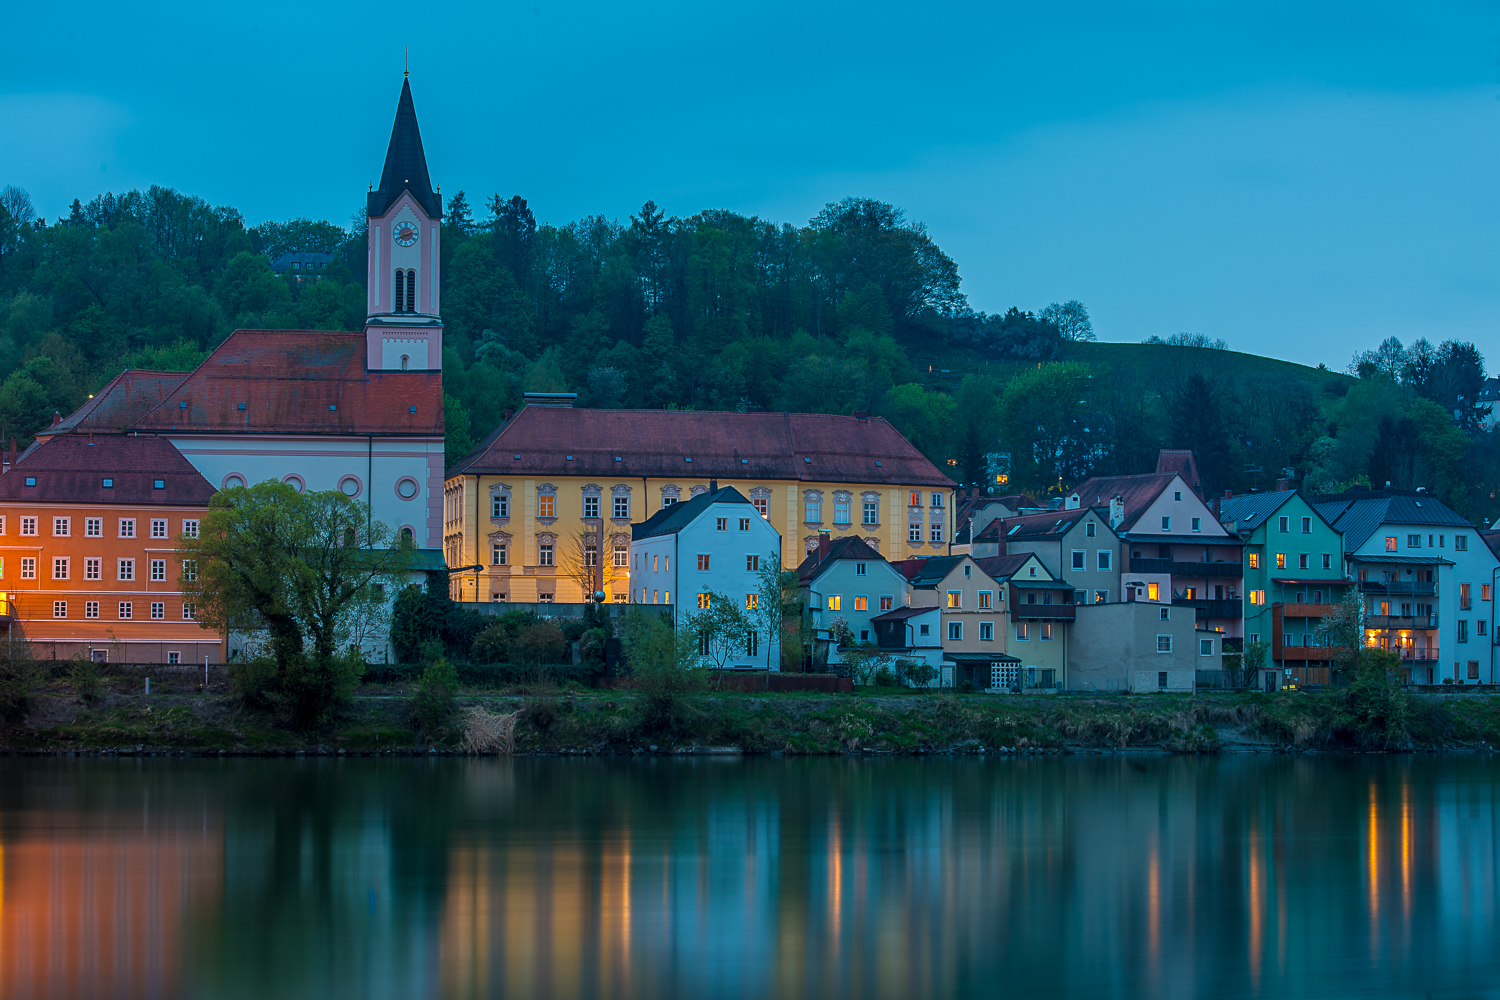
[368,77,441,220]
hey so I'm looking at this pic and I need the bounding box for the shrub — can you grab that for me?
[873,666,899,687]
[410,659,459,737]
[228,656,279,708]
[0,656,39,724]
[519,698,560,733]
[513,621,567,673]
[69,657,105,707]
[280,649,367,729]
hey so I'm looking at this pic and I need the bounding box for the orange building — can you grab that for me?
[0,433,221,663]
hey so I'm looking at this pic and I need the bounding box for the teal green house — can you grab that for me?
[1219,489,1350,677]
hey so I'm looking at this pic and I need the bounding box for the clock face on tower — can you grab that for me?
[393,221,419,247]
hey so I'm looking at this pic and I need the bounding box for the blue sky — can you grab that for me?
[4,1,1497,368]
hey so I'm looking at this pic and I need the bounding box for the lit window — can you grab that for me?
[753,497,768,518]
[854,596,868,611]
[1095,590,1108,603]
[1016,623,1029,640]
[1276,553,1286,569]
[1384,536,1397,551]
[828,595,841,611]
[1040,624,1054,640]
[978,591,992,609]
[1249,552,1260,569]
[1147,582,1160,601]
[537,495,555,518]
[746,594,759,610]
[697,554,710,571]
[946,591,962,609]
[697,593,711,610]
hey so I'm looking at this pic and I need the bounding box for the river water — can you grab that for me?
[2,755,1498,999]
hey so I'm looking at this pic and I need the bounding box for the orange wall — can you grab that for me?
[0,501,221,657]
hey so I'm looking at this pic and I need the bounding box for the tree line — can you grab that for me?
[0,180,1495,523]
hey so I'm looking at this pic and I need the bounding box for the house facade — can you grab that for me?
[630,485,782,669]
[0,435,220,664]
[1069,602,1205,693]
[1314,489,1498,684]
[1220,488,1350,678]
[797,535,910,659]
[444,401,955,604]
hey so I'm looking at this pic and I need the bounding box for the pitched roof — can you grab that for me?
[972,553,1033,582]
[0,434,215,506]
[1311,490,1473,552]
[1217,489,1297,531]
[991,508,1094,540]
[128,330,443,437]
[1482,529,1500,561]
[1070,473,1177,530]
[35,370,190,440]
[870,605,936,622]
[631,486,751,541]
[450,407,954,487]
[906,555,969,588]
[795,535,887,582]
[368,77,441,220]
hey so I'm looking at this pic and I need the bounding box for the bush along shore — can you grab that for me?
[7,661,1500,756]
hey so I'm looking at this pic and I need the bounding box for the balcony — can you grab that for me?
[1359,581,1436,597]
[1130,558,1244,579]
[1367,614,1438,630]
[1013,603,1076,622]
[1277,646,1349,662]
[1280,602,1338,619]
[1172,598,1244,620]
[1387,646,1439,662]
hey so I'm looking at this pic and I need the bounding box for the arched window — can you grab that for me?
[393,269,405,313]
[401,354,409,371]
[406,270,416,312]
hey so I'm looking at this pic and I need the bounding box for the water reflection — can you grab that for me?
[3,756,1500,999]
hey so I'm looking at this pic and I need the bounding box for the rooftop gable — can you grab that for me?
[974,552,1056,584]
[795,535,894,583]
[631,486,753,541]
[0,434,215,506]
[1312,489,1473,552]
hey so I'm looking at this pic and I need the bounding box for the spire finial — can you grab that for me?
[405,47,409,78]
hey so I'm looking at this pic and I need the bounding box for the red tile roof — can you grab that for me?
[985,508,1093,539]
[1070,473,1177,531]
[36,370,190,440]
[129,330,443,436]
[1154,449,1202,495]
[795,535,886,582]
[452,407,953,487]
[0,434,215,506]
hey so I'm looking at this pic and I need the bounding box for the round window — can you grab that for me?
[340,477,360,497]
[224,475,245,489]
[282,475,304,493]
[396,478,419,500]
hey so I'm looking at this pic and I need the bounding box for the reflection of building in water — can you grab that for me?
[0,817,222,998]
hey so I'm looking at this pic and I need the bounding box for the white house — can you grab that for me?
[1314,489,1500,685]
[796,534,912,663]
[630,485,783,669]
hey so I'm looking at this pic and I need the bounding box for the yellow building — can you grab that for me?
[443,397,956,603]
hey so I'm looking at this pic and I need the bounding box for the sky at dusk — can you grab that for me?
[4,1,1497,369]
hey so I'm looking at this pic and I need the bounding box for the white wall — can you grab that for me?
[170,435,443,549]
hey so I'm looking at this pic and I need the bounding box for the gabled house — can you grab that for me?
[1219,488,1349,682]
[1313,489,1497,685]
[950,493,1034,554]
[1072,453,1244,642]
[796,533,909,666]
[974,506,1120,605]
[631,485,783,669]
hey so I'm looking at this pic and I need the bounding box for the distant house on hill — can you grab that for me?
[270,251,335,277]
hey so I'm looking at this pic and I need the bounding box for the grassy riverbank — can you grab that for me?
[7,676,1500,755]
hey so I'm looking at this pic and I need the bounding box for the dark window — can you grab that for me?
[394,270,405,312]
[407,270,416,310]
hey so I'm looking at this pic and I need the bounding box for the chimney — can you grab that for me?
[51,411,61,427]
[709,479,718,492]
[817,531,831,563]
[1275,478,1291,492]
[1109,495,1125,530]
[502,409,511,424]
[7,437,14,474]
[1224,489,1231,499]
[852,410,868,420]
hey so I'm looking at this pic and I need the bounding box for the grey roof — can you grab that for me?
[870,605,933,621]
[368,77,441,220]
[1217,489,1297,529]
[795,535,889,584]
[907,555,967,588]
[631,486,751,541]
[1347,553,1455,566]
[270,252,335,272]
[945,651,1021,664]
[1312,490,1473,552]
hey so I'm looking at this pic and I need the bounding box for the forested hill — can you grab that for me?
[0,184,1495,522]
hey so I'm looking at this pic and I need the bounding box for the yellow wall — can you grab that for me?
[443,474,956,603]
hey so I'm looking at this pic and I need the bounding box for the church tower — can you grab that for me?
[365,75,442,371]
